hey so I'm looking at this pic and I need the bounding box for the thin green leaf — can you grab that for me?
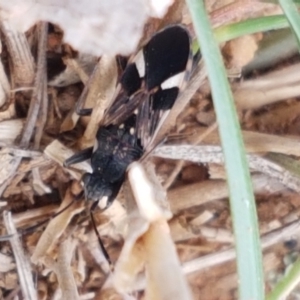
[266,258,300,300]
[279,0,300,49]
[186,0,264,299]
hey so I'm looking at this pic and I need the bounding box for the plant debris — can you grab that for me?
[1,1,300,299]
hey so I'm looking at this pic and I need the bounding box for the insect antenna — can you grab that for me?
[89,201,112,267]
[0,191,83,241]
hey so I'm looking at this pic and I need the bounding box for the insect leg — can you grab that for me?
[64,147,93,167]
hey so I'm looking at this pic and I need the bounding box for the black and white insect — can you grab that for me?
[64,25,192,208]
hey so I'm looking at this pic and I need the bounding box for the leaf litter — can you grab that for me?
[1,1,300,299]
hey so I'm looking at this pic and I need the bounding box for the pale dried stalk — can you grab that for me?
[195,226,234,243]
[3,211,37,300]
[32,168,51,195]
[1,147,41,158]
[235,84,300,110]
[155,145,300,192]
[128,163,170,221]
[238,63,300,90]
[44,139,92,179]
[48,53,97,87]
[16,155,52,173]
[210,0,279,28]
[63,58,90,85]
[143,221,193,300]
[0,21,35,86]
[0,251,15,272]
[33,73,48,149]
[51,238,80,300]
[0,102,15,122]
[82,55,117,147]
[234,63,300,110]
[126,219,300,293]
[169,218,197,242]
[168,173,285,213]
[85,231,111,274]
[12,204,58,227]
[31,189,84,263]
[0,23,47,197]
[196,129,300,157]
[0,39,10,107]
[182,219,300,275]
[114,163,192,299]
[163,122,218,189]
[20,22,47,148]
[0,156,21,196]
[60,56,116,135]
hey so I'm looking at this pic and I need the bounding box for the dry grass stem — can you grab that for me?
[45,238,80,300]
[128,163,170,221]
[82,55,117,147]
[33,77,48,149]
[163,122,218,189]
[0,21,35,86]
[3,211,37,300]
[235,63,300,110]
[44,140,92,179]
[168,173,284,212]
[20,22,47,148]
[63,58,89,85]
[0,39,10,107]
[1,147,41,158]
[210,0,279,27]
[155,145,300,192]
[0,23,49,196]
[0,119,23,146]
[143,221,193,300]
[11,204,58,227]
[0,251,15,273]
[32,168,51,195]
[192,128,300,157]
[31,189,84,263]
[113,163,192,298]
[182,219,300,275]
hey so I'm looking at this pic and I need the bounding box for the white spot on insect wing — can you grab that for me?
[135,50,145,78]
[130,127,135,135]
[119,123,125,129]
[161,71,185,90]
[133,109,138,115]
[98,196,108,209]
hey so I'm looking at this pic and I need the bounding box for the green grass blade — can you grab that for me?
[279,0,300,49]
[186,0,264,299]
[215,15,289,43]
[265,0,300,298]
[266,258,300,300]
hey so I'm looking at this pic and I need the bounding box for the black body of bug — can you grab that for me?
[64,25,192,208]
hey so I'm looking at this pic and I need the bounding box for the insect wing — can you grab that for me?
[138,25,192,148]
[106,25,192,149]
[144,25,191,91]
